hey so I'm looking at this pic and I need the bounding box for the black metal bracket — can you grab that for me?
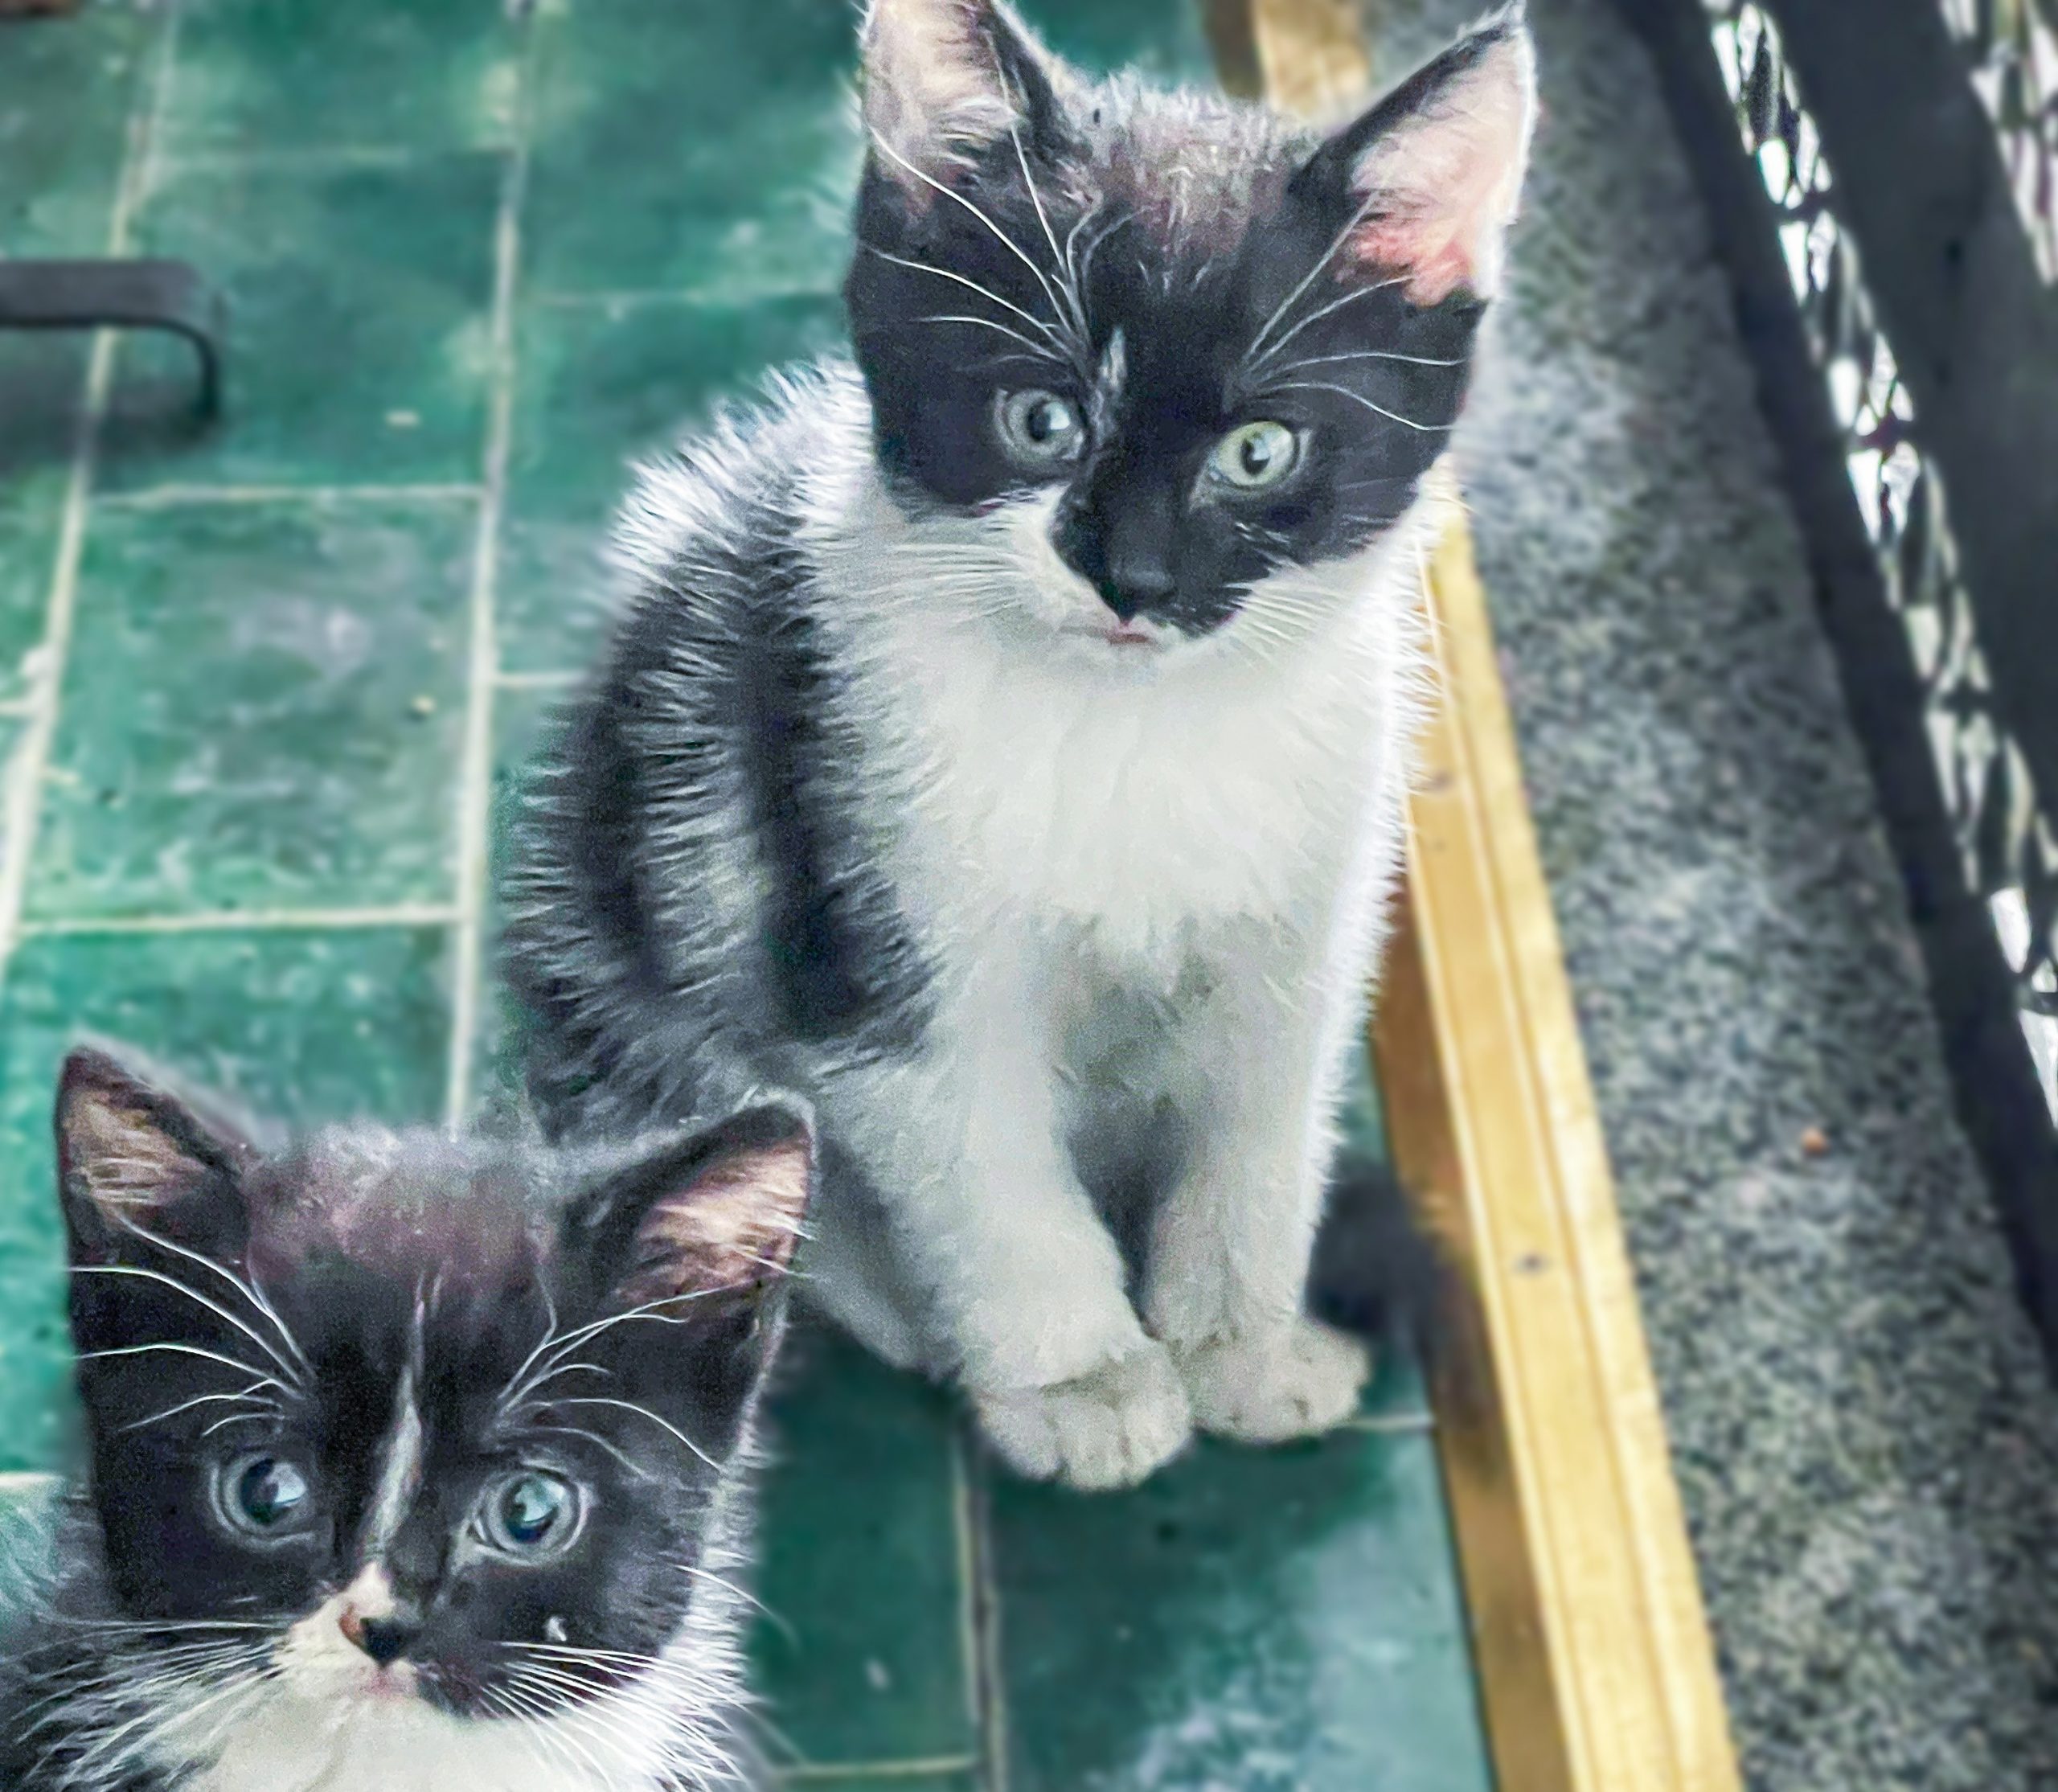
[0,258,225,417]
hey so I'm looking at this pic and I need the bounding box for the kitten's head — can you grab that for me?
[844,0,1534,652]
[50,1044,812,1782]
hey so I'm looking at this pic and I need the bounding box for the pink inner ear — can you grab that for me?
[1343,36,1535,306]
[1349,210,1482,308]
[626,1137,811,1304]
[66,1093,215,1217]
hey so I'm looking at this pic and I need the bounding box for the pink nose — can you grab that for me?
[339,1603,416,1665]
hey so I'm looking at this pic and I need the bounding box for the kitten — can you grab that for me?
[506,0,1535,1491]
[0,1044,812,1792]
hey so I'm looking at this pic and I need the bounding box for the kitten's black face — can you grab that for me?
[53,1047,810,1757]
[845,0,1534,642]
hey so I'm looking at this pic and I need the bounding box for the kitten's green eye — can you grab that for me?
[996,389,1084,469]
[217,1453,311,1537]
[1209,420,1301,491]
[481,1470,581,1559]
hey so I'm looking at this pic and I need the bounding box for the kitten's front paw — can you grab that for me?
[974,1340,1192,1491]
[1174,1317,1371,1444]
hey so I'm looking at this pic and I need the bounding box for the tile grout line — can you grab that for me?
[785,1757,981,1783]
[94,482,485,510]
[957,1425,1011,1792]
[155,144,511,174]
[443,6,541,1130]
[948,1425,984,1750]
[18,904,461,939]
[528,284,839,311]
[494,667,580,691]
[1345,1409,1437,1435]
[0,2,183,996]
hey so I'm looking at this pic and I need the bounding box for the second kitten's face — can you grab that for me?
[50,1048,811,1784]
[845,0,1535,653]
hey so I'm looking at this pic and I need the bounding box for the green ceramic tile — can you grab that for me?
[1034,0,1216,76]
[754,1322,976,1769]
[29,498,475,920]
[990,1429,1493,1792]
[0,336,84,705]
[522,0,1204,306]
[523,0,858,301]
[0,3,146,258]
[471,675,566,1113]
[0,0,135,706]
[0,716,23,908]
[781,1775,977,1792]
[99,154,499,491]
[498,293,843,672]
[0,926,453,1474]
[162,0,519,155]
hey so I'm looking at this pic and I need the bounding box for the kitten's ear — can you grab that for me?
[572,1104,814,1313]
[860,0,1066,187]
[55,1043,256,1261]
[1298,7,1536,306]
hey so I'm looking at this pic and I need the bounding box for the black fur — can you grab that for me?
[510,419,935,1143]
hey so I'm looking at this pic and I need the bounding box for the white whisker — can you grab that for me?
[1265,379,1448,433]
[70,1264,305,1389]
[855,241,1073,359]
[538,1395,718,1470]
[864,127,1077,364]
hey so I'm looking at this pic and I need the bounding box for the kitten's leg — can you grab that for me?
[820,970,1191,1490]
[798,1149,935,1375]
[1145,921,1375,1442]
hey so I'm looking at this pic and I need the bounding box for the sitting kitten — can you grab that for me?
[0,1045,812,1792]
[507,0,1535,1490]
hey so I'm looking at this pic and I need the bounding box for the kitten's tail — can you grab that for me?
[1310,1154,1487,1426]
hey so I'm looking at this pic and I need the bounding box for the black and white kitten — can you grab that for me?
[507,1,1535,1490]
[0,1045,812,1791]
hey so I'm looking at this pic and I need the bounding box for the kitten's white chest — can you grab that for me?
[869,593,1414,964]
[168,1690,672,1792]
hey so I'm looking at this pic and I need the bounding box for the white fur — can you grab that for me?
[133,1468,754,1792]
[774,383,1441,1486]
[141,1565,748,1792]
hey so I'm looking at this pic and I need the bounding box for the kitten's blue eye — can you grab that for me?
[217,1453,310,1537]
[1208,420,1301,491]
[996,389,1084,470]
[481,1470,580,1559]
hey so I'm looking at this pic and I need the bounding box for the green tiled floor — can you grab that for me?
[0,2,1494,1785]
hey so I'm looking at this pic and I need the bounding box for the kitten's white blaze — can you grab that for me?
[1348,25,1539,303]
[361,1360,424,1556]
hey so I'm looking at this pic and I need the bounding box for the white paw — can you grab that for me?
[974,1339,1193,1491]
[1175,1318,1372,1444]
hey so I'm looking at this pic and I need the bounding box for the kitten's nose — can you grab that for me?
[1053,489,1177,621]
[341,1606,419,1667]
[1097,556,1175,622]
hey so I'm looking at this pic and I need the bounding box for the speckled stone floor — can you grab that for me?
[1366,0,2058,1786]
[0,3,1490,1788]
